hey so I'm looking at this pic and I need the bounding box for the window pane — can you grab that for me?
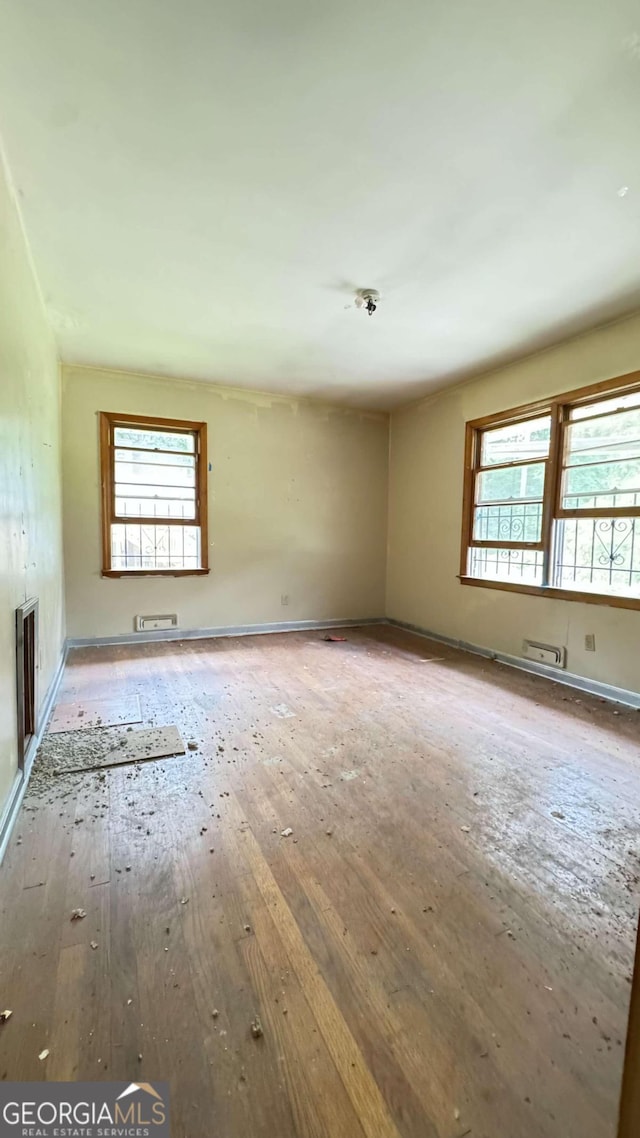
[473,502,542,543]
[114,460,195,489]
[480,416,550,466]
[110,524,201,570]
[113,426,195,453]
[476,463,545,504]
[565,408,640,465]
[554,517,640,596]
[570,390,640,420]
[562,458,640,510]
[115,496,196,519]
[115,447,194,468]
[469,547,544,584]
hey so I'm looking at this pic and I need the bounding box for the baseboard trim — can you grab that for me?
[66,617,385,649]
[0,639,69,866]
[387,618,640,709]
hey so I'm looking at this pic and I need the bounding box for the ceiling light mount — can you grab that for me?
[354,288,380,316]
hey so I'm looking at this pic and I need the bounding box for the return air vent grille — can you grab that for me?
[134,614,178,632]
[522,639,565,667]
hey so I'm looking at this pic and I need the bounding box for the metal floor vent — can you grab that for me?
[522,639,565,668]
[135,614,178,632]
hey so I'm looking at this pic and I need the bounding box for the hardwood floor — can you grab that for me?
[0,625,638,1138]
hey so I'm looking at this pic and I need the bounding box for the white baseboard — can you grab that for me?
[387,618,640,709]
[66,616,385,648]
[0,640,69,865]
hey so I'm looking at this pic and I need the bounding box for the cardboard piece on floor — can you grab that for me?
[48,694,142,734]
[53,726,185,774]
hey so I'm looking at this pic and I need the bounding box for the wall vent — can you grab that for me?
[522,639,565,668]
[135,614,178,632]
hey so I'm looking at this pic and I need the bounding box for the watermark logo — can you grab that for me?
[0,1080,169,1137]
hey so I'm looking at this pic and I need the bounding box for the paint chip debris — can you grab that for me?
[460,826,471,833]
[270,704,295,719]
[90,941,99,950]
[70,908,86,920]
[39,1049,49,1061]
[180,897,189,905]
[281,828,293,838]
[0,1010,12,1023]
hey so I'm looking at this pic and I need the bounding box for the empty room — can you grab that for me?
[0,2,639,1137]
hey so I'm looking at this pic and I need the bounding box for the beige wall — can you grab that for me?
[0,146,65,818]
[62,366,388,639]
[387,312,640,694]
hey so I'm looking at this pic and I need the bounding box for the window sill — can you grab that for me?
[102,568,210,578]
[459,575,640,611]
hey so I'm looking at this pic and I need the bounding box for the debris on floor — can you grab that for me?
[250,1015,264,1039]
[53,725,186,775]
[322,634,347,642]
[30,723,186,792]
[38,1049,49,1061]
[70,908,86,920]
[281,827,293,838]
[270,703,296,719]
[90,941,99,950]
[0,1010,12,1023]
[188,740,199,751]
[48,694,142,734]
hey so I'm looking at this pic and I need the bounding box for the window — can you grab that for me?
[460,372,640,609]
[99,412,208,576]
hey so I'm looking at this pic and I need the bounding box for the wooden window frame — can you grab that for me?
[99,411,209,578]
[460,369,640,611]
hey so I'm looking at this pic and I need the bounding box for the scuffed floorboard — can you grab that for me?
[0,626,638,1138]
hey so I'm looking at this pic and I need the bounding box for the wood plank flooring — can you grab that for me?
[0,625,638,1138]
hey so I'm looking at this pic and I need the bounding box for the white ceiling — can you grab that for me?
[0,1,639,410]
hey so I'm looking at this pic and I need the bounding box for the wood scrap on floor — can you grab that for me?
[53,726,186,775]
[48,694,142,734]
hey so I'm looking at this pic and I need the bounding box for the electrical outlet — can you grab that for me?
[281,594,289,606]
[585,633,596,652]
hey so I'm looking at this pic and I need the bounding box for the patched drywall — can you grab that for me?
[62,366,388,638]
[0,142,65,818]
[387,311,640,695]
